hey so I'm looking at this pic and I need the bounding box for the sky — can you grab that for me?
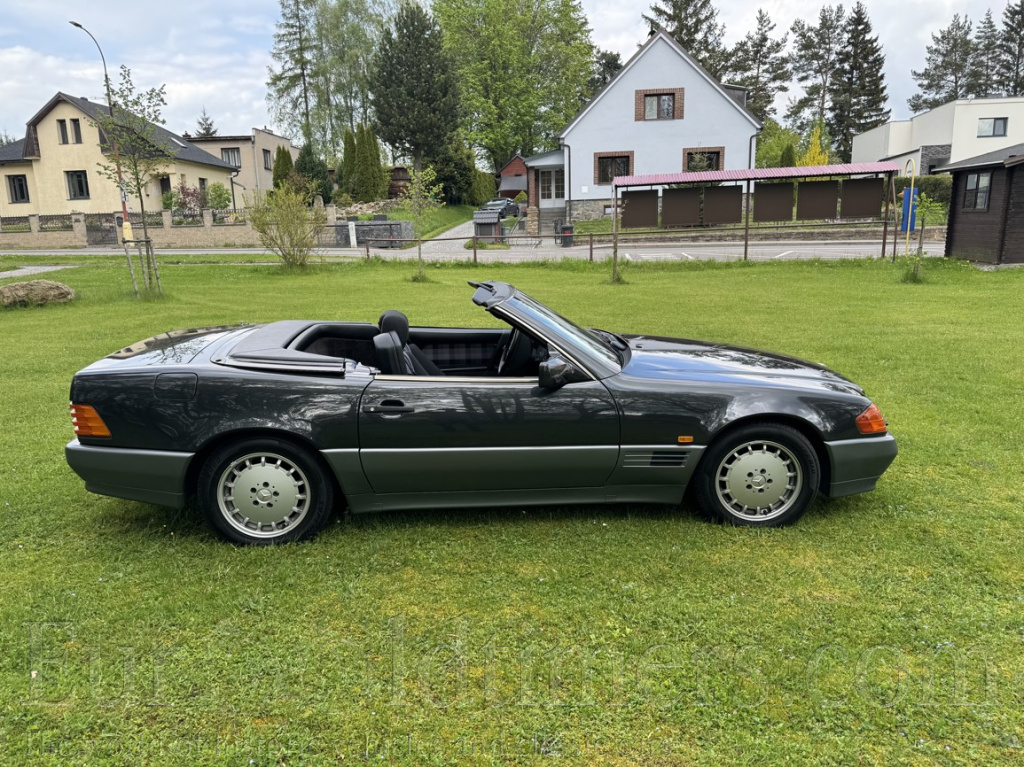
[0,1,1002,142]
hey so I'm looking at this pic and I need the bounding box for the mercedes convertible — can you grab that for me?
[66,280,897,545]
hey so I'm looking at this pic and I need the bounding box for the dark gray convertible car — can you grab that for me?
[67,281,897,545]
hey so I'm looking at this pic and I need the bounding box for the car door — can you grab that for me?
[357,375,619,494]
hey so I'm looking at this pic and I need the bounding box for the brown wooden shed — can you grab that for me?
[941,142,1024,264]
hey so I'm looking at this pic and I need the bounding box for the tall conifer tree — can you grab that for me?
[970,10,1002,98]
[370,2,459,171]
[828,2,889,162]
[643,0,728,78]
[727,10,790,122]
[998,0,1024,96]
[787,5,846,133]
[908,15,975,113]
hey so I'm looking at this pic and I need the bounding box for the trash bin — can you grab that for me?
[559,224,574,247]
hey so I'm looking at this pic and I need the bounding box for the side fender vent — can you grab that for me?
[623,451,689,468]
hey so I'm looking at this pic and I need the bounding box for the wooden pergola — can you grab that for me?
[611,161,902,260]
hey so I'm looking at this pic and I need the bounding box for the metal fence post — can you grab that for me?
[589,232,594,262]
[473,236,478,263]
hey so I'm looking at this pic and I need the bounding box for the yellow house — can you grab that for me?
[0,92,235,218]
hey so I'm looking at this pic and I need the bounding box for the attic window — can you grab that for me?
[635,88,684,121]
[170,137,187,148]
[645,94,674,120]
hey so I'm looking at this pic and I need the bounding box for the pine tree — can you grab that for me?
[590,49,623,95]
[828,2,889,162]
[998,0,1024,96]
[195,107,217,137]
[267,0,317,143]
[908,15,975,113]
[370,2,459,172]
[294,143,332,204]
[726,10,790,122]
[786,5,846,133]
[643,0,729,79]
[272,145,294,189]
[779,142,797,167]
[970,10,1002,97]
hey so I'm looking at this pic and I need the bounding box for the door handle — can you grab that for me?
[363,399,415,414]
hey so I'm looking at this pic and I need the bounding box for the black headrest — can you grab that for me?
[378,310,410,343]
[372,331,406,375]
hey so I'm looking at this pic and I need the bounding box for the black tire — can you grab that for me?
[198,438,334,545]
[692,423,820,527]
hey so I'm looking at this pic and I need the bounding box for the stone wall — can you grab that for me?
[0,207,412,250]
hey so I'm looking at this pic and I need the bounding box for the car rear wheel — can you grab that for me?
[693,423,819,527]
[198,438,334,545]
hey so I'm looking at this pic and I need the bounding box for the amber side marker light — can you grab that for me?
[70,403,111,438]
[856,403,888,435]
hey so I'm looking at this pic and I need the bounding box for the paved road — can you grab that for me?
[1,238,940,270]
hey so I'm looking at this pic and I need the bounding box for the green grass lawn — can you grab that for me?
[2,257,1023,765]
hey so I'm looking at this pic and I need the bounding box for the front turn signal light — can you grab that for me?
[70,403,111,438]
[856,403,888,435]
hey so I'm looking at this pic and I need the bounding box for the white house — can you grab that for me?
[852,97,1024,175]
[523,29,760,231]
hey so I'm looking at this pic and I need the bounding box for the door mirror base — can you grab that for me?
[538,355,588,389]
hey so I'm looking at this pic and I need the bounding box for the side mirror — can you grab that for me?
[538,355,586,389]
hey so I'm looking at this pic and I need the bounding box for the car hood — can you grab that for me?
[621,335,863,393]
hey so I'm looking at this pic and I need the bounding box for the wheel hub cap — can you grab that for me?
[715,440,802,520]
[217,453,310,537]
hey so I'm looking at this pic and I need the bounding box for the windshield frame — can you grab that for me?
[493,288,624,379]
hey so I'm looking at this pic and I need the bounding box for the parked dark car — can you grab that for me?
[67,281,897,545]
[480,198,519,218]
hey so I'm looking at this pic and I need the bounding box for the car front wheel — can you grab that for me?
[693,423,819,527]
[198,438,334,545]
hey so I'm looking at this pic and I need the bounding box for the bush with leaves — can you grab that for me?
[245,181,326,267]
[401,166,445,280]
[206,182,232,210]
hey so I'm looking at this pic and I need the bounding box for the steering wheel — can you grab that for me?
[497,328,533,376]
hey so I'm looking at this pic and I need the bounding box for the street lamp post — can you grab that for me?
[69,21,132,244]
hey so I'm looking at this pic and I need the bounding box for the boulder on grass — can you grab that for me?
[0,280,76,308]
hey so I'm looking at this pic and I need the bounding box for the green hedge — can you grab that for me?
[894,174,951,208]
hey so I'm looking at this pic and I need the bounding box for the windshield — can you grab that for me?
[509,291,622,369]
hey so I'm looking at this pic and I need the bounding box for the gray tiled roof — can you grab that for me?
[0,138,27,164]
[936,142,1024,172]
[33,93,236,171]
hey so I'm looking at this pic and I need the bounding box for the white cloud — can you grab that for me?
[0,0,1005,142]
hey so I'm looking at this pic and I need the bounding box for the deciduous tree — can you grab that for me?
[434,0,594,171]
[370,2,459,172]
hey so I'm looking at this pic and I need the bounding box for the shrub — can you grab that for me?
[245,182,326,267]
[206,182,231,210]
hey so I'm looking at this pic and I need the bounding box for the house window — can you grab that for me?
[539,169,565,200]
[66,170,90,200]
[70,118,82,144]
[963,171,991,210]
[977,118,1007,137]
[6,175,30,204]
[263,149,273,170]
[57,119,69,144]
[644,94,675,120]
[199,177,207,195]
[596,154,632,184]
[635,88,684,121]
[221,147,242,167]
[684,147,724,172]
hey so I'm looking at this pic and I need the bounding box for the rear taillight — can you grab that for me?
[70,403,111,438]
[856,403,888,435]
